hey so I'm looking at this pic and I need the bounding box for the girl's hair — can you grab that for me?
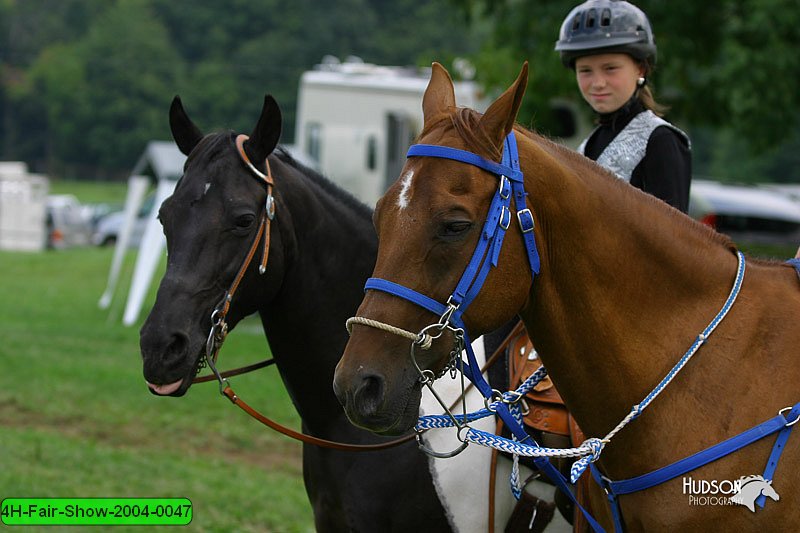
[638,59,669,116]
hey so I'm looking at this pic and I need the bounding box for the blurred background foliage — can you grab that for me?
[452,0,800,183]
[1,0,798,183]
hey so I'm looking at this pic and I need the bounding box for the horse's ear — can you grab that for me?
[422,62,456,122]
[478,62,529,149]
[169,96,204,156]
[245,94,282,166]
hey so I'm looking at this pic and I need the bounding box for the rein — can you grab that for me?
[347,132,605,530]
[345,131,800,531]
[194,134,415,452]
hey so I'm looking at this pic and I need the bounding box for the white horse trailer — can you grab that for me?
[294,59,487,207]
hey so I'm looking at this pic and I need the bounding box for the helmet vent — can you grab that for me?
[571,13,582,31]
[601,9,611,26]
[586,9,597,28]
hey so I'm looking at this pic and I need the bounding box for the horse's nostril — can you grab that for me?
[141,328,194,386]
[354,374,385,417]
[163,332,190,366]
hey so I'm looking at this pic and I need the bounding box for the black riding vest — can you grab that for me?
[579,98,692,213]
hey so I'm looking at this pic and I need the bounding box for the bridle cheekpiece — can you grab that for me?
[202,134,275,386]
[346,131,542,453]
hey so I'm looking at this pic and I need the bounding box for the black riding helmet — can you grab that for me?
[555,0,656,68]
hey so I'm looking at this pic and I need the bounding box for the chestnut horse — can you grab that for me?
[333,63,800,530]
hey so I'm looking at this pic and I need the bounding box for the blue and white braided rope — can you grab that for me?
[416,364,549,431]
[600,250,746,446]
[416,251,747,484]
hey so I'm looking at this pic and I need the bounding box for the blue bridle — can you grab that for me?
[366,131,539,404]
[360,132,606,531]
[353,132,800,531]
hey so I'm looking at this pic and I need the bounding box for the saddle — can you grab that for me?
[490,323,591,533]
[507,331,585,444]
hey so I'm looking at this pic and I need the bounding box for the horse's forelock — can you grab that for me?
[450,108,503,161]
[183,132,234,173]
[176,131,240,190]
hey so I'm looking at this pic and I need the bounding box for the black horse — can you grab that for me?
[139,95,453,532]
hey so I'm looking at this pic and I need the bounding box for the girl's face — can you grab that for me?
[575,53,644,114]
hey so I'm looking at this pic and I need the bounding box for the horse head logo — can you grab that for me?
[729,475,780,512]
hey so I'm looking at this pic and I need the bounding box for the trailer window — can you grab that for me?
[306,123,322,164]
[366,136,377,171]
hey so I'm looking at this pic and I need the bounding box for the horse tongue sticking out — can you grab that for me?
[147,379,182,396]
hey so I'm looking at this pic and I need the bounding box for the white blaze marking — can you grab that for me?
[397,170,414,210]
[203,182,211,195]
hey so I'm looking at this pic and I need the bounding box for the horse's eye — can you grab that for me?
[440,221,472,239]
[235,214,256,229]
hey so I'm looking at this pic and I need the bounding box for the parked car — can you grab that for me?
[689,180,800,245]
[92,194,154,247]
[46,194,93,249]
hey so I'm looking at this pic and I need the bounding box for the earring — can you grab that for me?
[637,77,646,87]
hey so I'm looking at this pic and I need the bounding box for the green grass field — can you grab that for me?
[0,246,314,532]
[48,179,129,205]
[3,181,797,532]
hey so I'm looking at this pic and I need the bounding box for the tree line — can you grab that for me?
[452,0,800,183]
[0,0,479,178]
[1,0,798,183]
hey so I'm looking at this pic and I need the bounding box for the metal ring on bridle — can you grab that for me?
[484,389,505,412]
[417,368,437,385]
[415,432,469,459]
[456,423,471,443]
[410,322,465,381]
[780,406,800,427]
[210,308,223,327]
[438,301,459,326]
[502,390,526,405]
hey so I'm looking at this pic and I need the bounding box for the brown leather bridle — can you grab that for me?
[193,134,520,455]
[192,134,416,451]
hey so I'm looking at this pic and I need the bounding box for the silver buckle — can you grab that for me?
[500,206,511,231]
[499,176,510,199]
[517,208,534,233]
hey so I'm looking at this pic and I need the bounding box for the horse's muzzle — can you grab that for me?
[333,363,421,435]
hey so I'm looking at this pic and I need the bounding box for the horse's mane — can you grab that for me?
[449,107,741,255]
[273,146,374,221]
[186,131,373,223]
